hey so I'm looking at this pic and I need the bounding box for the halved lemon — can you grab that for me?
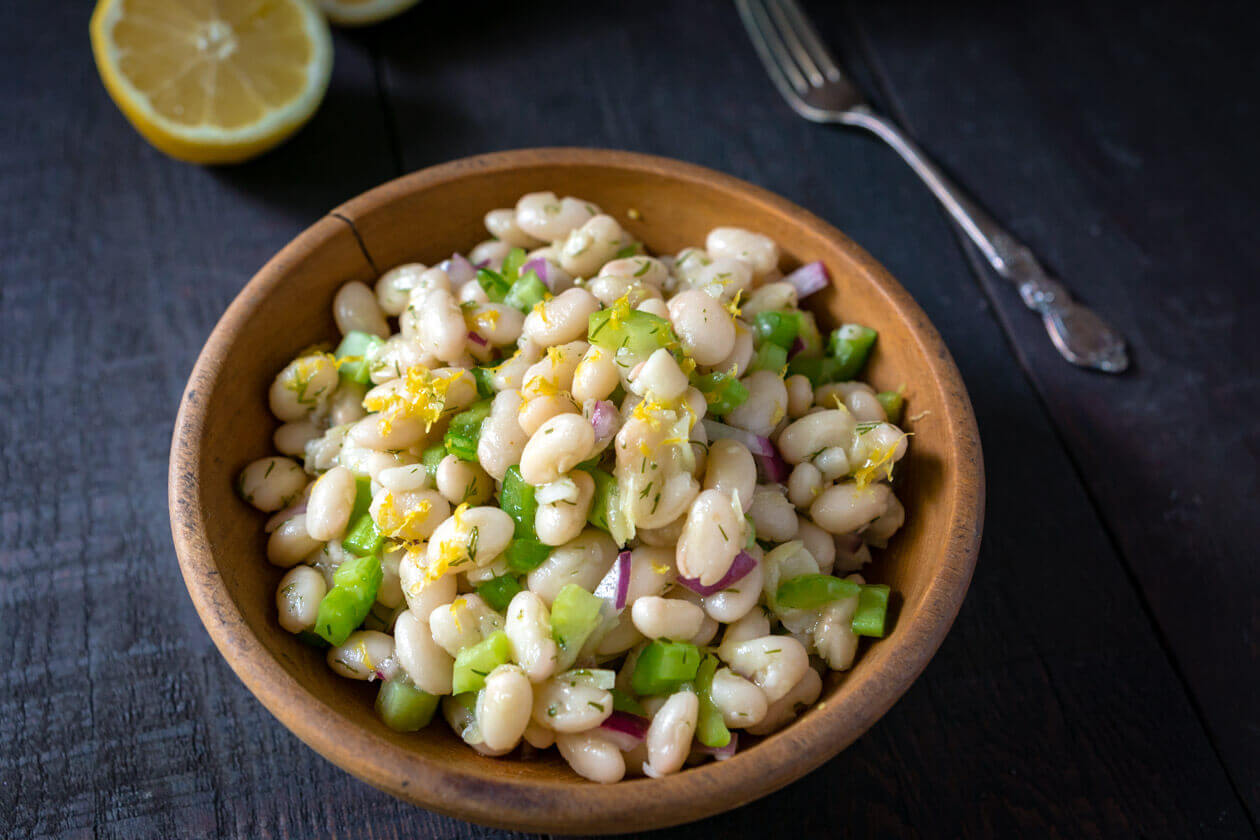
[90,0,334,164]
[319,0,421,26]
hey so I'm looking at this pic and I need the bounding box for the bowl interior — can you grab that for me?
[172,149,981,833]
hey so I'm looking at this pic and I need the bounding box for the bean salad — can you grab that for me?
[237,192,910,782]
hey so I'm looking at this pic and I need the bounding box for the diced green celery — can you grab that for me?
[334,331,384,385]
[504,538,550,573]
[610,688,646,717]
[693,371,749,417]
[876,390,905,424]
[349,475,373,521]
[444,399,492,462]
[504,270,548,312]
[749,342,788,373]
[775,574,861,611]
[828,324,878,381]
[852,584,891,637]
[476,268,510,302]
[376,679,439,731]
[342,513,384,557]
[795,311,824,358]
[586,467,619,533]
[500,465,538,538]
[786,354,841,385]
[694,655,731,748]
[421,445,446,481]
[471,366,496,398]
[476,574,524,612]
[501,247,528,282]
[631,640,702,696]
[314,553,383,645]
[551,584,605,668]
[752,310,802,350]
[451,631,511,694]
[588,308,679,362]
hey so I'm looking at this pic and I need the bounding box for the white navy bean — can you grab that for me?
[747,484,799,543]
[532,676,613,733]
[667,289,735,366]
[535,469,595,546]
[334,281,389,338]
[516,192,599,242]
[394,610,454,696]
[505,590,559,682]
[375,263,426,316]
[675,489,745,587]
[238,457,307,512]
[477,665,534,751]
[720,635,810,704]
[399,556,459,621]
[273,419,322,457]
[519,413,595,486]
[485,208,543,248]
[267,514,320,568]
[796,517,836,575]
[709,667,768,729]
[435,455,493,506]
[630,596,705,641]
[701,551,763,624]
[643,691,698,778]
[327,630,395,681]
[526,529,618,607]
[269,355,338,421]
[725,370,787,438]
[276,565,326,633]
[306,465,356,541]
[810,482,893,535]
[745,667,822,736]
[705,227,779,276]
[557,732,625,784]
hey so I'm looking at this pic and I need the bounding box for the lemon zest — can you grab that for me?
[852,442,898,488]
[724,288,744,319]
[362,364,456,435]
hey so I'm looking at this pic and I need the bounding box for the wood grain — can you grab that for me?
[844,0,1260,822]
[0,0,1255,837]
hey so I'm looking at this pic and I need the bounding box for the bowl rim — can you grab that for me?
[169,147,983,833]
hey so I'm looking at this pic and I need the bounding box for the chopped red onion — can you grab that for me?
[441,252,475,286]
[590,399,619,444]
[600,711,649,750]
[789,336,805,357]
[784,261,830,298]
[702,420,775,457]
[467,331,488,347]
[676,550,757,597]
[594,550,633,611]
[264,501,306,533]
[693,732,738,760]
[755,448,791,484]
[473,258,490,269]
[521,257,551,289]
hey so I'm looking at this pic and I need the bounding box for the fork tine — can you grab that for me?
[737,0,810,97]
[766,0,823,86]
[773,0,844,83]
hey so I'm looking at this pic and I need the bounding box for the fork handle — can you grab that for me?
[844,107,1128,373]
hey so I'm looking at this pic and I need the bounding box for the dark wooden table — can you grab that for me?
[3,1,1257,837]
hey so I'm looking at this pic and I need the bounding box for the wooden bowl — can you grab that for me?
[169,148,983,834]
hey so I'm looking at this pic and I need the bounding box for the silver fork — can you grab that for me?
[736,0,1128,373]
